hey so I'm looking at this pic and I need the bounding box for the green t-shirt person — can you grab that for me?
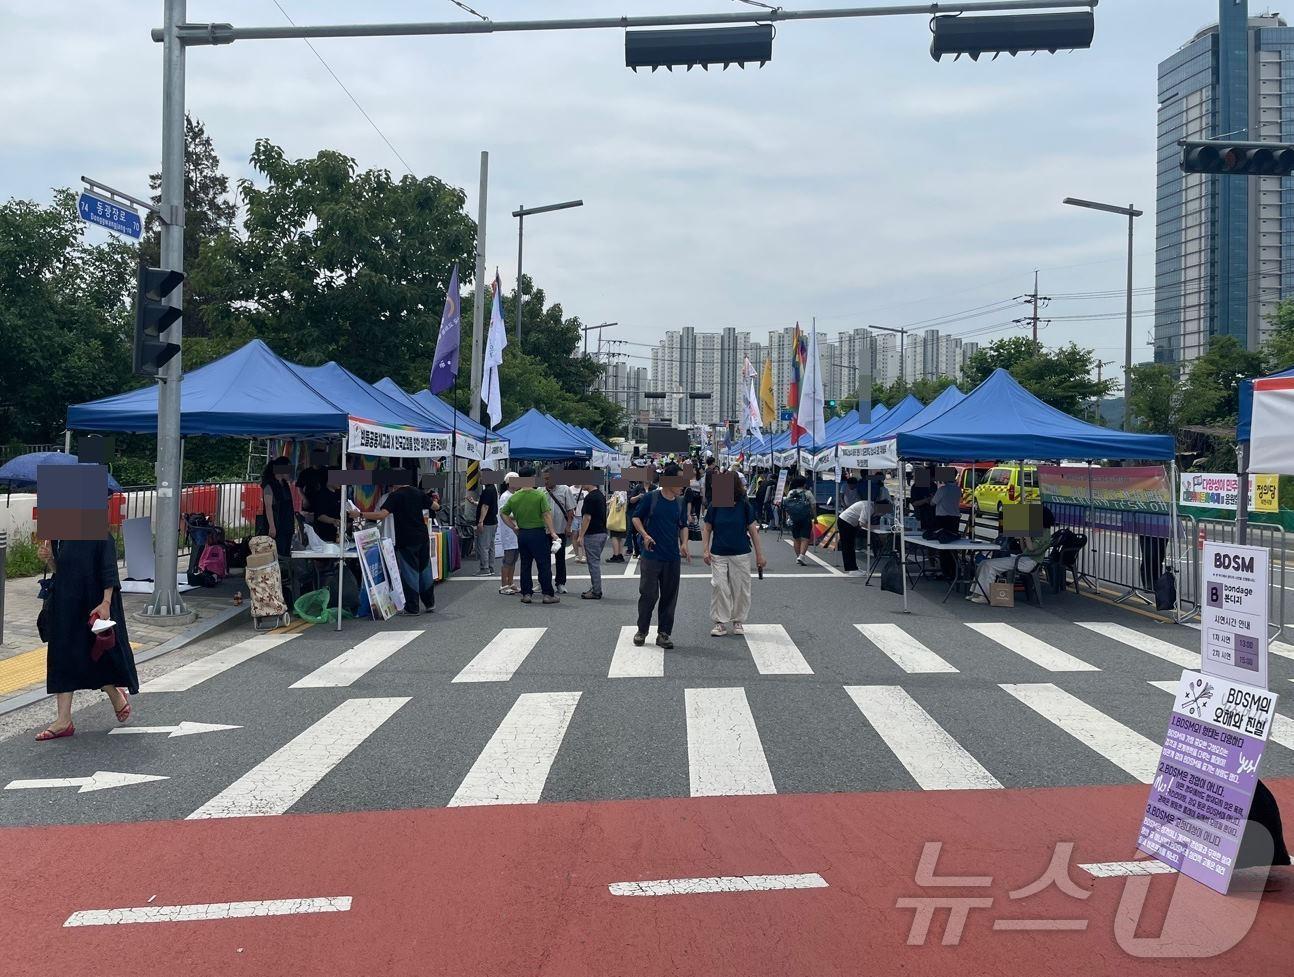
[501,487,552,530]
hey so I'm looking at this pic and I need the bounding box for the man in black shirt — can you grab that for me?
[360,481,433,616]
[476,482,498,576]
[576,479,608,599]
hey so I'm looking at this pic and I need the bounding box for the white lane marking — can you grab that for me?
[1077,622,1197,669]
[1149,680,1294,751]
[609,874,828,896]
[448,691,581,806]
[741,624,814,675]
[609,625,664,678]
[783,538,844,576]
[139,634,298,693]
[685,687,776,797]
[290,631,421,688]
[1000,683,1160,783]
[624,557,639,576]
[1270,640,1294,661]
[64,896,352,927]
[1080,860,1176,878]
[5,771,168,794]
[844,686,1001,790]
[187,697,409,819]
[451,628,546,683]
[966,623,1099,673]
[855,623,958,674]
[109,722,241,738]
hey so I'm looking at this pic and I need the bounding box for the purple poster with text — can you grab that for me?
[1138,670,1278,894]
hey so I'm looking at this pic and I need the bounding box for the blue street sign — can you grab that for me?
[779,408,793,421]
[77,191,142,239]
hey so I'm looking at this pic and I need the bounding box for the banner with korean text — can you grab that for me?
[348,418,452,459]
[1039,465,1171,535]
[1179,472,1279,513]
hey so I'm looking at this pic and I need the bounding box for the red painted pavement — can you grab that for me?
[3,779,1292,977]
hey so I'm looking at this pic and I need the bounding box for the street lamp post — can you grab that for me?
[1062,197,1143,431]
[512,199,583,347]
[870,324,908,387]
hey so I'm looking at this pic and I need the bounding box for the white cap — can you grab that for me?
[505,471,519,480]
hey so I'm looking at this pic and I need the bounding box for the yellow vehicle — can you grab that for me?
[972,464,1041,512]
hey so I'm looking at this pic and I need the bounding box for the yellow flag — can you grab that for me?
[759,355,776,426]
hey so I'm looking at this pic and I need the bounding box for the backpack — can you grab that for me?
[783,490,812,522]
[197,541,227,580]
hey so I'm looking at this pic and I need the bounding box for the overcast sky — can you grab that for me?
[4,1,1230,386]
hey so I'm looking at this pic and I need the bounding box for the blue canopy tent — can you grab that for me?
[287,361,451,435]
[373,378,508,465]
[548,415,615,466]
[67,339,353,437]
[496,409,593,461]
[1232,365,1294,540]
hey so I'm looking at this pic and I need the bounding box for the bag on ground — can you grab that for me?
[1154,568,1177,611]
[880,554,904,595]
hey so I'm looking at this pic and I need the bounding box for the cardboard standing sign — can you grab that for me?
[1200,541,1269,690]
[354,528,398,620]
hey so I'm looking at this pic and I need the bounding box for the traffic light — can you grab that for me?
[626,25,773,72]
[1180,140,1294,177]
[929,11,1094,62]
[133,260,183,377]
[826,400,837,410]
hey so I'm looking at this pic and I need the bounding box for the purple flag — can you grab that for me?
[430,263,461,394]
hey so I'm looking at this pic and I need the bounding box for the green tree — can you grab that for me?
[1262,298,1294,374]
[1126,362,1178,434]
[0,192,136,444]
[1177,334,1262,429]
[141,115,237,339]
[962,337,1114,415]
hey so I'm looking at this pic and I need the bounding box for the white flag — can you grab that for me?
[482,272,508,427]
[797,327,826,446]
[741,356,763,437]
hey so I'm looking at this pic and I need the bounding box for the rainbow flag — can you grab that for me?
[789,324,809,445]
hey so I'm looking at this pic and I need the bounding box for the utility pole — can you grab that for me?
[148,0,189,621]
[1013,271,1050,346]
[468,151,488,424]
[1092,358,1114,422]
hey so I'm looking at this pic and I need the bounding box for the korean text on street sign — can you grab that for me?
[77,190,142,240]
[1179,472,1279,513]
[1201,541,1269,689]
[1138,669,1277,894]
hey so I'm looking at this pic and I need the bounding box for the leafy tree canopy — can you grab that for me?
[962,336,1114,415]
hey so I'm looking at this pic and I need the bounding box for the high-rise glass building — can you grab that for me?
[1156,11,1293,367]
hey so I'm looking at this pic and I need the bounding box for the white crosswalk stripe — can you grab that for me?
[608,626,664,678]
[1148,680,1294,751]
[844,685,1001,790]
[448,691,582,806]
[291,631,421,688]
[1001,682,1160,783]
[685,687,776,796]
[741,624,814,675]
[1270,640,1294,662]
[855,623,957,674]
[1076,622,1197,669]
[451,627,547,683]
[140,633,299,693]
[187,697,410,819]
[966,623,1099,673]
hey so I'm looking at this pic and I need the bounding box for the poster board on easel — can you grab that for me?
[354,527,398,620]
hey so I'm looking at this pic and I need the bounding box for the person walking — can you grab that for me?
[501,466,560,604]
[782,476,816,565]
[631,463,692,649]
[702,479,765,637]
[475,479,498,576]
[576,478,608,599]
[360,477,435,616]
[572,486,588,563]
[496,472,519,595]
[606,488,628,562]
[835,497,872,575]
[33,534,139,740]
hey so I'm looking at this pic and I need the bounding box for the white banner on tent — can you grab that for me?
[482,440,508,470]
[453,434,485,461]
[808,449,836,474]
[837,439,898,471]
[1249,377,1294,475]
[773,450,797,467]
[348,418,452,458]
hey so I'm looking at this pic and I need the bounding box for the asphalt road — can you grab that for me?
[3,535,1292,976]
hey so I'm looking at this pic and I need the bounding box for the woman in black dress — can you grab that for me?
[261,458,297,558]
[36,536,138,740]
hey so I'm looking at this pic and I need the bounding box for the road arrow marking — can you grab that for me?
[4,771,168,793]
[108,722,241,738]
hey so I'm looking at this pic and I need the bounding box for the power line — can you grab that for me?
[272,0,417,178]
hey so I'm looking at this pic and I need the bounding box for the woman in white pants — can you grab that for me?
[701,479,766,637]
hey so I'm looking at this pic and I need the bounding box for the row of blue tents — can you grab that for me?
[727,368,1175,466]
[65,339,615,464]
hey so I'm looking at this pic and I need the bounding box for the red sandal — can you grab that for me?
[113,689,131,724]
[35,723,74,741]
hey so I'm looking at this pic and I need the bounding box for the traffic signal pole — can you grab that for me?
[149,0,190,620]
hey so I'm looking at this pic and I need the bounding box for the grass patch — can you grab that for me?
[4,536,45,579]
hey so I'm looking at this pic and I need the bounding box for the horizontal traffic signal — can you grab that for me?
[930,11,1094,62]
[626,25,772,72]
[1180,140,1294,177]
[133,261,183,377]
